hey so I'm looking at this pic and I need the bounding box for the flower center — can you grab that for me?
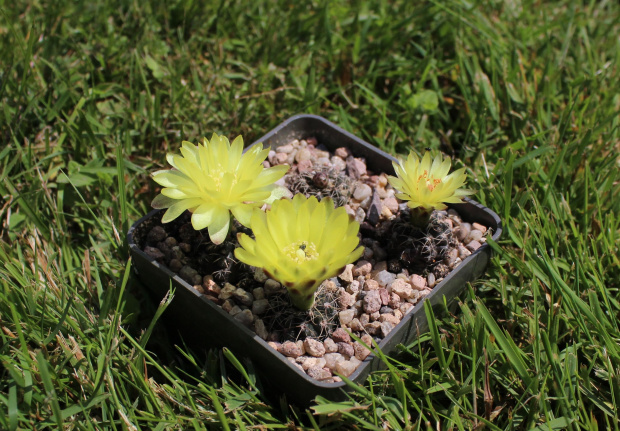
[418,170,442,191]
[283,241,319,263]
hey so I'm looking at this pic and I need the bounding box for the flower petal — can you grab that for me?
[206,207,231,245]
[230,203,255,227]
[151,193,176,209]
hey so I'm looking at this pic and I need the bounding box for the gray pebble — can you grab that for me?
[251,299,269,315]
[146,226,167,244]
[233,309,254,327]
[179,265,199,284]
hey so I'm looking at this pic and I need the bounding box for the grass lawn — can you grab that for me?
[1,0,619,429]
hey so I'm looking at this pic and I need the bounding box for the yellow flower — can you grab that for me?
[234,194,364,310]
[151,133,289,244]
[388,151,473,212]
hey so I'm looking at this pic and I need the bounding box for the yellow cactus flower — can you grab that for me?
[234,194,364,310]
[151,133,289,244]
[388,151,473,213]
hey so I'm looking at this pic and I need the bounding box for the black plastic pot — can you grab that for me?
[128,114,502,406]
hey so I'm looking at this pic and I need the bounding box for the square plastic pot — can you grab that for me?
[128,114,502,407]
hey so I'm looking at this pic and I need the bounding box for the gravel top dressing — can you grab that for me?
[138,136,490,383]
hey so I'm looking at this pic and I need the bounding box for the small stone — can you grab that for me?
[349,318,364,332]
[427,272,436,288]
[316,157,331,167]
[370,311,381,321]
[219,283,236,301]
[363,290,382,314]
[307,366,332,380]
[324,353,344,370]
[447,208,460,218]
[203,276,221,295]
[364,279,380,291]
[419,288,433,298]
[383,197,399,213]
[400,302,414,314]
[296,340,306,355]
[264,279,282,295]
[410,274,426,290]
[379,305,393,314]
[359,313,370,326]
[280,341,303,358]
[393,309,403,320]
[364,321,381,335]
[366,192,382,225]
[353,184,372,201]
[346,156,362,179]
[254,268,268,283]
[339,290,356,309]
[254,319,268,340]
[193,285,205,294]
[170,246,184,261]
[378,288,390,306]
[203,295,219,305]
[347,280,361,294]
[221,299,234,313]
[267,341,280,351]
[323,338,338,353]
[472,222,487,234]
[465,229,484,244]
[339,264,354,283]
[466,240,482,252]
[353,261,372,277]
[330,156,347,171]
[179,266,198,284]
[444,248,458,267]
[339,309,356,326]
[302,357,326,370]
[252,299,269,315]
[275,153,288,164]
[380,206,393,219]
[354,341,371,360]
[144,246,165,261]
[252,287,265,300]
[455,222,471,241]
[344,204,356,217]
[458,245,472,259]
[229,305,242,316]
[335,147,351,158]
[276,144,294,153]
[335,360,358,377]
[233,288,254,306]
[380,321,394,337]
[388,292,401,308]
[337,342,355,358]
[163,237,177,248]
[287,357,305,372]
[374,270,396,287]
[146,226,167,244]
[179,242,191,253]
[297,159,313,173]
[295,148,313,162]
[304,338,326,357]
[379,313,400,327]
[390,278,413,299]
[332,327,351,343]
[354,208,366,224]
